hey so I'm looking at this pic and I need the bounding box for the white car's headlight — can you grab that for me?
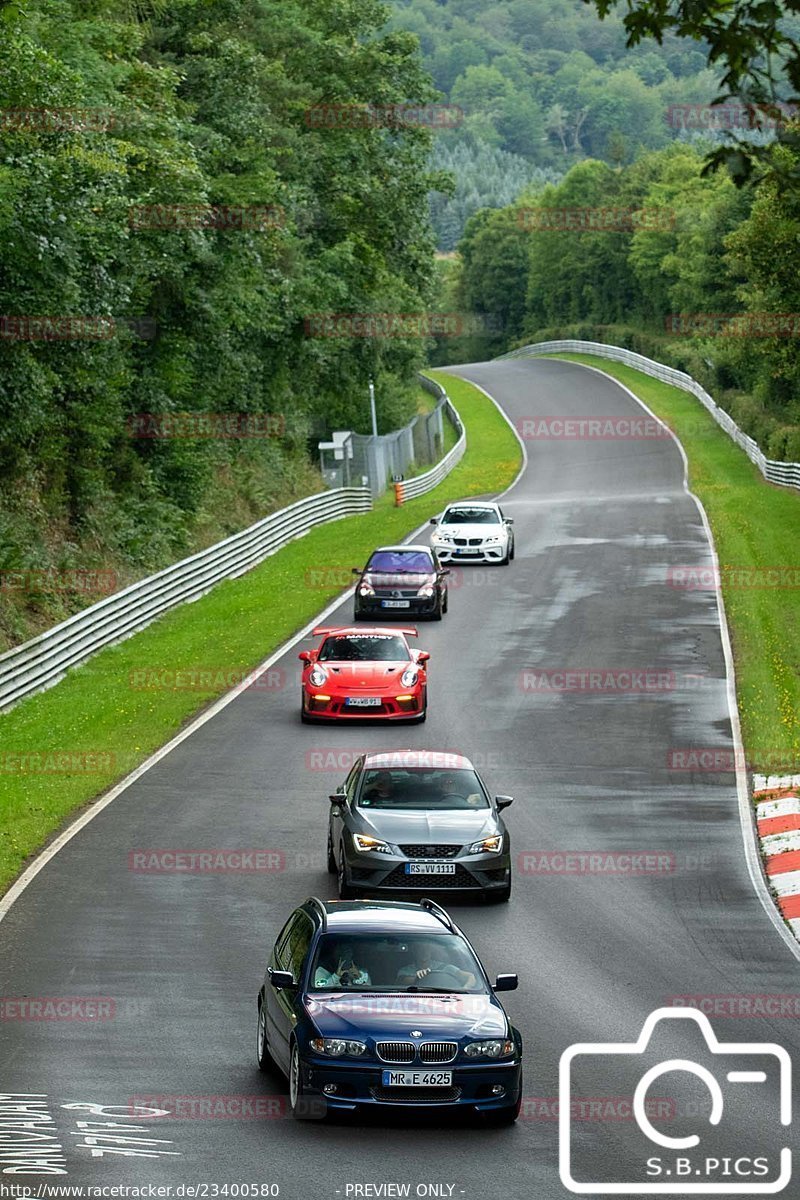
[464,1039,514,1059]
[433,531,452,542]
[467,835,503,854]
[400,666,419,687]
[310,1038,367,1057]
[353,834,393,854]
[308,665,327,687]
[483,535,503,544]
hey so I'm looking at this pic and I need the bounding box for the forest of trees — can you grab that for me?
[0,0,443,644]
[389,0,727,245]
[434,139,800,462]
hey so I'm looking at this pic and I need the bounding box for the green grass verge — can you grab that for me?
[547,353,800,779]
[0,371,520,895]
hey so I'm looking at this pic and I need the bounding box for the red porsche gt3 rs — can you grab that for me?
[299,626,429,723]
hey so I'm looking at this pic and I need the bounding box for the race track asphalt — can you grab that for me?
[1,356,797,1199]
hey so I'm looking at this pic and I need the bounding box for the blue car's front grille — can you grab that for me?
[420,1041,458,1064]
[376,1041,415,1063]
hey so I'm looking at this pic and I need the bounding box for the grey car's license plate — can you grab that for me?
[381,1070,452,1087]
[405,862,456,875]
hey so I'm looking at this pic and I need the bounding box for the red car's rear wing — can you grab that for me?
[311,625,419,638]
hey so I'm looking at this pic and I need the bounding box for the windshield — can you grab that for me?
[358,767,489,810]
[366,550,434,574]
[442,507,500,525]
[318,635,409,662]
[308,932,486,993]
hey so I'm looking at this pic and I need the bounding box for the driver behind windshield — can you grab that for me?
[396,939,477,990]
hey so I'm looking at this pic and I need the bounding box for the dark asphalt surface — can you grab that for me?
[1,357,797,1199]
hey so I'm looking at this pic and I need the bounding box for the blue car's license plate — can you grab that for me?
[381,1070,452,1087]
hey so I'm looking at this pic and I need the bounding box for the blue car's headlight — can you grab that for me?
[310,1038,368,1057]
[463,1039,515,1059]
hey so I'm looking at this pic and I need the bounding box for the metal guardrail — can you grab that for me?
[395,377,466,503]
[503,340,800,492]
[0,487,372,712]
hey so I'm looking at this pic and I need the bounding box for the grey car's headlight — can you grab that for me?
[353,834,393,854]
[464,1039,515,1059]
[400,666,419,687]
[467,835,504,854]
[308,665,327,687]
[310,1038,367,1057]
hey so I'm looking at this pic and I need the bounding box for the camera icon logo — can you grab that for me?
[559,1007,792,1194]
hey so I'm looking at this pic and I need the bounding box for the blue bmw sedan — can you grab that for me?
[256,897,522,1124]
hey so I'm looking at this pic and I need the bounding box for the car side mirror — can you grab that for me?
[417,651,430,663]
[268,969,296,991]
[493,974,518,992]
[429,517,438,525]
[505,518,514,525]
[495,794,514,810]
[329,793,346,806]
[298,650,312,662]
[351,567,362,575]
[440,568,451,577]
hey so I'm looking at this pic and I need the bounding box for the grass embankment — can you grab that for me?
[0,372,520,894]
[550,353,800,779]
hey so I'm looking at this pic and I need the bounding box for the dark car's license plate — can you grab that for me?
[381,1070,452,1087]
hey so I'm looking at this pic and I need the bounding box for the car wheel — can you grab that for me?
[256,1000,271,1072]
[337,843,354,899]
[289,1042,316,1119]
[500,547,511,566]
[300,702,312,724]
[327,829,337,874]
[509,541,515,561]
[442,589,449,613]
[353,603,365,621]
[430,596,443,621]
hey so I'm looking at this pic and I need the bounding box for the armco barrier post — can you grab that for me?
[394,481,405,506]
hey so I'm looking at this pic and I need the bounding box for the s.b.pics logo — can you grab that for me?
[559,1008,792,1193]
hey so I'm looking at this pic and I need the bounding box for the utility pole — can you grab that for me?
[368,377,378,437]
